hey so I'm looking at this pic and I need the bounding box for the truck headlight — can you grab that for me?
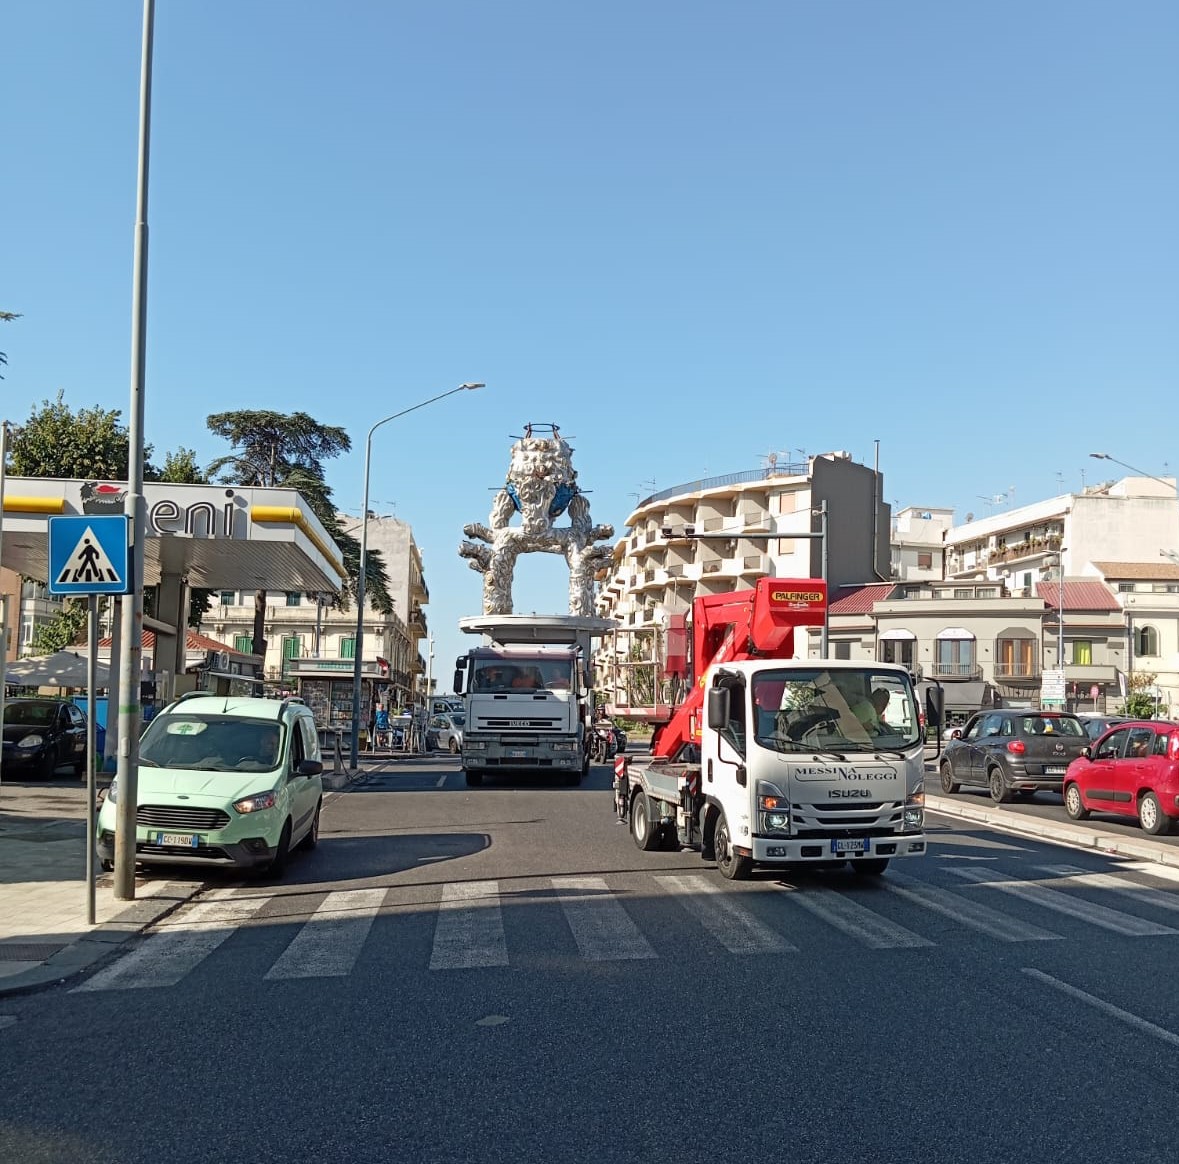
[465,741,486,751]
[903,783,924,832]
[551,741,577,752]
[763,812,790,834]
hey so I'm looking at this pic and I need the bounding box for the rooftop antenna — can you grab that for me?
[977,494,998,515]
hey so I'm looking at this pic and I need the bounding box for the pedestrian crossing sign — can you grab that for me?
[48,515,131,595]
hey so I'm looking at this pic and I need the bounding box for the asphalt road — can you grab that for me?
[3,753,1179,1163]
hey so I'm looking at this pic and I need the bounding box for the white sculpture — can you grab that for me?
[460,423,615,616]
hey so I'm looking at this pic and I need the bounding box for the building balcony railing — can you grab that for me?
[993,661,1041,679]
[932,662,984,679]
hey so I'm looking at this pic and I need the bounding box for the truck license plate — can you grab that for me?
[154,832,199,848]
[507,750,527,758]
[832,838,869,854]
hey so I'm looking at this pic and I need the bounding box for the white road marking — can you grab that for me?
[1117,860,1179,886]
[73,889,266,992]
[429,881,508,970]
[951,867,1176,936]
[1022,968,1179,1049]
[656,875,796,954]
[777,885,933,949]
[1037,865,1179,915]
[264,888,387,980]
[886,873,1062,942]
[551,876,656,961]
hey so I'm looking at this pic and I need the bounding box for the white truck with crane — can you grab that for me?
[454,614,614,787]
[612,578,927,878]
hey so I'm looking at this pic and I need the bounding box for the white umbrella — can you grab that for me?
[5,650,111,689]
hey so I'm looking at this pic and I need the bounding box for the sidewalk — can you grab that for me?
[0,755,377,999]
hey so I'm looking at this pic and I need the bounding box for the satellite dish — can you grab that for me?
[965,512,974,523]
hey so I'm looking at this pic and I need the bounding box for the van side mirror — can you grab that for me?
[706,686,729,730]
[298,759,323,777]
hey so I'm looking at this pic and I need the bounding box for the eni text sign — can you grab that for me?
[48,515,130,595]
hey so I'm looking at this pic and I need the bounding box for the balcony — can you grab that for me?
[993,660,1041,680]
[932,662,984,680]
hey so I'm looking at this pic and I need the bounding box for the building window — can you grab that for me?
[953,589,973,599]
[833,642,851,660]
[339,636,356,660]
[1136,626,1160,657]
[936,638,975,676]
[880,639,915,669]
[917,551,932,569]
[1117,582,1134,593]
[219,590,236,606]
[233,634,253,654]
[996,637,1036,677]
[281,636,301,673]
[285,592,302,607]
[1072,640,1093,666]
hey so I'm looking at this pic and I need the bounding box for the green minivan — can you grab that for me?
[96,694,324,878]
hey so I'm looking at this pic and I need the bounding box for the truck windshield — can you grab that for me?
[750,667,921,753]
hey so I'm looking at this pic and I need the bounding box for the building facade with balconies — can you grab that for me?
[890,507,953,582]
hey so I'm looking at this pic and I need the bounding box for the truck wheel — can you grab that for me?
[851,858,889,876]
[464,770,483,788]
[714,813,753,881]
[566,768,583,787]
[630,791,662,852]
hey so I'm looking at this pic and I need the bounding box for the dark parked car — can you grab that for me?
[1064,720,1179,835]
[938,710,1090,803]
[1075,713,1134,742]
[1,698,88,779]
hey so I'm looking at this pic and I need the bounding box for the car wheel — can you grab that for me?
[1138,792,1172,836]
[851,858,890,876]
[100,858,114,873]
[1064,783,1089,820]
[988,766,1011,804]
[630,791,662,852]
[714,813,753,881]
[939,761,960,795]
[464,769,483,788]
[264,820,292,878]
[299,799,322,850]
[448,738,459,754]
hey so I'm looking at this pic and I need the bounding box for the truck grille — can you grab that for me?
[137,805,231,830]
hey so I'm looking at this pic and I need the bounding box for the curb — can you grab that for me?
[925,793,1179,868]
[0,880,201,999]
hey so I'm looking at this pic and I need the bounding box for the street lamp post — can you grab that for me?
[349,383,484,769]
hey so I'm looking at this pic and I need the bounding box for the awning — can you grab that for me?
[878,628,916,641]
[996,626,1037,640]
[942,680,989,710]
[937,626,975,640]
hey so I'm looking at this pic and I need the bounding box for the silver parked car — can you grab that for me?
[427,712,465,754]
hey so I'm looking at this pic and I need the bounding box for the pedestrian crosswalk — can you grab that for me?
[70,863,1179,992]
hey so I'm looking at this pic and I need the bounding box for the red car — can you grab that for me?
[1063,720,1179,835]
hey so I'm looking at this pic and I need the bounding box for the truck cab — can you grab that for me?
[699,659,927,877]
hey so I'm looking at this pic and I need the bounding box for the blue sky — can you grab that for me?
[4,1,1176,678]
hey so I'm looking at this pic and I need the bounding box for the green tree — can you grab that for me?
[7,391,154,478]
[30,599,88,654]
[205,410,391,658]
[1121,671,1166,718]
[1,310,19,379]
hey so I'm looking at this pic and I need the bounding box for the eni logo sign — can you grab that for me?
[149,490,244,538]
[771,590,823,604]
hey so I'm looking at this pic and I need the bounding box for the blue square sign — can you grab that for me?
[48,515,131,595]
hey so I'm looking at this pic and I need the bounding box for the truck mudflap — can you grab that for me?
[752,835,927,863]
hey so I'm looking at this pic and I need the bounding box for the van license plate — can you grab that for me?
[832,838,869,854]
[154,832,199,848]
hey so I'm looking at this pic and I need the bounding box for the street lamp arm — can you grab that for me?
[1089,452,1176,491]
[366,382,485,447]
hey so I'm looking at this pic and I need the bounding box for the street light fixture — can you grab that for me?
[1088,452,1175,491]
[349,383,484,768]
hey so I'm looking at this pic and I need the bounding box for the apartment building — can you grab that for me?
[890,507,953,582]
[200,512,428,707]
